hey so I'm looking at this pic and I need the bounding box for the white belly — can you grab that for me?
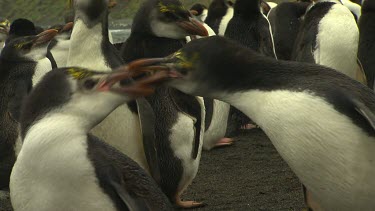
[228,90,375,210]
[33,58,52,85]
[170,97,204,194]
[218,7,234,36]
[10,121,116,211]
[203,99,230,150]
[314,4,359,80]
[51,39,70,68]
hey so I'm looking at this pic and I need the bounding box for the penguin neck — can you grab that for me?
[67,16,110,70]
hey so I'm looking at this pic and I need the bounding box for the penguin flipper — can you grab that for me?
[136,98,161,184]
[170,89,203,159]
[352,98,375,132]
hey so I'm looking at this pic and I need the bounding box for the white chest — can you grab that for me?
[314,4,359,79]
[218,7,234,36]
[33,58,53,85]
[10,117,116,211]
[51,39,71,68]
[227,90,375,210]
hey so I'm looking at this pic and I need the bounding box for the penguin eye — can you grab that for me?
[82,78,98,90]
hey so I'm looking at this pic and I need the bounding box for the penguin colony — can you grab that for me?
[0,0,374,210]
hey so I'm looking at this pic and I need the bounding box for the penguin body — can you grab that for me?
[144,36,375,210]
[0,30,57,189]
[120,0,207,207]
[293,1,360,81]
[205,0,233,34]
[10,68,173,211]
[268,2,310,60]
[67,0,150,172]
[48,23,73,68]
[358,0,375,89]
[341,0,362,21]
[225,0,276,58]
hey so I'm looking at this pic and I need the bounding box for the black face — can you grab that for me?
[71,0,108,24]
[156,0,191,22]
[1,36,38,61]
[208,0,230,17]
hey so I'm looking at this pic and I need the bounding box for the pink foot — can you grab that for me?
[175,199,205,209]
[240,123,258,130]
[214,137,234,148]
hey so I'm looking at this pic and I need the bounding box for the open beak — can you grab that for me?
[33,29,59,47]
[97,60,180,97]
[177,17,208,37]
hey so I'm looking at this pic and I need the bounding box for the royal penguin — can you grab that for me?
[224,0,277,135]
[67,0,158,180]
[358,0,375,89]
[0,29,58,190]
[190,3,208,22]
[267,1,311,60]
[0,18,10,52]
[47,22,74,68]
[292,0,365,84]
[341,0,362,21]
[10,66,173,211]
[205,0,234,35]
[121,0,208,208]
[134,35,375,211]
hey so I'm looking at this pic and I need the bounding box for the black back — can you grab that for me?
[268,2,310,60]
[358,0,375,89]
[205,0,230,33]
[292,2,334,62]
[0,58,34,189]
[87,134,173,211]
[121,0,203,202]
[183,36,375,137]
[224,0,275,58]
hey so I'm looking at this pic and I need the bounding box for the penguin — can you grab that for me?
[341,0,362,21]
[67,0,160,182]
[267,1,311,60]
[47,22,74,68]
[120,0,208,208]
[0,18,10,52]
[0,29,58,190]
[358,0,375,89]
[292,0,364,83]
[131,35,375,211]
[205,0,234,35]
[224,0,276,58]
[10,66,173,211]
[190,3,208,22]
[5,19,37,45]
[224,0,277,136]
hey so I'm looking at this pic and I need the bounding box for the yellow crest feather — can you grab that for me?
[67,68,94,80]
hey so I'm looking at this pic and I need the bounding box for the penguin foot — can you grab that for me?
[240,123,259,130]
[214,137,234,148]
[175,199,206,209]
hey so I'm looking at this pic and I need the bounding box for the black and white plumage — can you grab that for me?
[358,0,375,89]
[0,29,57,189]
[268,1,310,60]
[204,0,234,35]
[67,0,159,178]
[190,3,208,22]
[135,36,375,210]
[47,22,73,68]
[10,67,173,211]
[121,0,208,208]
[292,0,364,83]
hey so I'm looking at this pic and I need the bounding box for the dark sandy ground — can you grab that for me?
[0,129,305,211]
[181,129,305,211]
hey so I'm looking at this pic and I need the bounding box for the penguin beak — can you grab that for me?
[177,18,208,37]
[33,29,59,47]
[108,0,117,9]
[97,63,175,97]
[190,10,199,16]
[60,22,74,33]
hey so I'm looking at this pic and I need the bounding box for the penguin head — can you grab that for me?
[69,0,116,25]
[0,18,10,40]
[22,65,167,130]
[190,3,207,16]
[233,0,262,16]
[132,0,208,39]
[122,36,255,98]
[1,29,58,62]
[207,0,233,18]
